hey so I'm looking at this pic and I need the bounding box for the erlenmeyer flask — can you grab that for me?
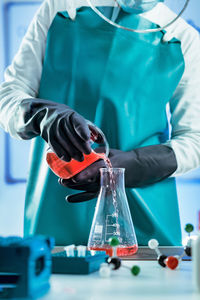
[88,168,138,256]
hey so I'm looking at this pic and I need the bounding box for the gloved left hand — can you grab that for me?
[59,145,177,203]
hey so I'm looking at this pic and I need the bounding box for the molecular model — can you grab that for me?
[99,237,140,278]
[148,223,193,270]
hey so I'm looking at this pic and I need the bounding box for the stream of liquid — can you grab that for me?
[104,157,120,237]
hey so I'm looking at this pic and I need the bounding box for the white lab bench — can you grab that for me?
[41,260,197,300]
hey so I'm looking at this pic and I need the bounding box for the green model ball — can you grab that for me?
[185,223,194,233]
[109,237,120,247]
[131,265,140,276]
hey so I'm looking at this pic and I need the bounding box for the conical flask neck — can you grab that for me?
[100,168,125,191]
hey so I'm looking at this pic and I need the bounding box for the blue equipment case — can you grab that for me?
[0,236,54,299]
[52,250,108,274]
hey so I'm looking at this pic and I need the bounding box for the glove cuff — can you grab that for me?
[127,144,177,187]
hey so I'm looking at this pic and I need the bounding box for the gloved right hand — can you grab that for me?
[16,98,92,162]
[59,144,177,203]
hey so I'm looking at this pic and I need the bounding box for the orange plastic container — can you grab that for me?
[46,151,106,179]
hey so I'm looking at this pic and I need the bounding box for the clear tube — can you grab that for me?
[86,0,190,33]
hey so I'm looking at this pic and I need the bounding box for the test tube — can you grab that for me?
[77,245,87,257]
[64,244,75,257]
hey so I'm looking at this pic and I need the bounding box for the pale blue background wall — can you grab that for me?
[0,0,200,242]
[0,1,41,236]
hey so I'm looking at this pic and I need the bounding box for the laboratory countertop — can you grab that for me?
[41,260,197,300]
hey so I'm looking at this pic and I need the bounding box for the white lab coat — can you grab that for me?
[0,0,200,176]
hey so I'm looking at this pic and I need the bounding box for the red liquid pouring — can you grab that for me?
[46,151,106,179]
[46,128,137,256]
[46,127,106,179]
[104,157,120,236]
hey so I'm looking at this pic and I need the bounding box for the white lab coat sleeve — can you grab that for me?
[164,28,200,176]
[0,0,58,139]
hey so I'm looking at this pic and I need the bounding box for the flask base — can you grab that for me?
[89,244,138,257]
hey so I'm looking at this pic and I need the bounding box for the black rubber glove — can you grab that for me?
[16,98,91,162]
[59,145,177,203]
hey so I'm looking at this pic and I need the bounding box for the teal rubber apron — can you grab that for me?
[24,7,185,246]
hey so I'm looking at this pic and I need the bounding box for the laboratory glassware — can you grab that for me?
[46,121,109,179]
[88,168,138,256]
